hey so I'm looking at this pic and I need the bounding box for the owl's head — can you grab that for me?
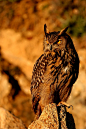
[43,24,72,52]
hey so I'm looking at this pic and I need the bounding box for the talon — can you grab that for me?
[68,105,73,110]
[57,101,73,110]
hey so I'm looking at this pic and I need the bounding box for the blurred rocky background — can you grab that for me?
[0,0,86,128]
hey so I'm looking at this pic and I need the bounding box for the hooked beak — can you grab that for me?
[50,45,52,50]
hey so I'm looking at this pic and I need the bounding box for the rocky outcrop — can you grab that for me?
[28,103,75,129]
[0,107,26,129]
[0,103,75,129]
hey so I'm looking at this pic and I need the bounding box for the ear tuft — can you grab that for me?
[59,26,69,36]
[44,24,49,35]
[44,24,47,35]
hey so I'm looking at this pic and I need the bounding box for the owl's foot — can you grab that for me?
[57,101,73,109]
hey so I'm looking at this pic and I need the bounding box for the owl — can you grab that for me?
[30,24,79,118]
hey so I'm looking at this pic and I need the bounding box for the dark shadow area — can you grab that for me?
[3,70,21,99]
[57,106,61,129]
[66,111,76,129]
[0,47,26,99]
[57,105,76,129]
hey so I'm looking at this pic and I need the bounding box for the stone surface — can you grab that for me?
[0,107,26,129]
[28,103,75,129]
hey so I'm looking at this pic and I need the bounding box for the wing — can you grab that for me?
[50,51,79,103]
[30,54,48,113]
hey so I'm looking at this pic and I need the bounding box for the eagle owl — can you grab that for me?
[30,24,79,118]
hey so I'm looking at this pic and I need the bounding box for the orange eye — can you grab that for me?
[57,39,62,44]
[58,40,61,44]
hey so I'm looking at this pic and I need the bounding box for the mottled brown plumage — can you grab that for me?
[30,24,79,118]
